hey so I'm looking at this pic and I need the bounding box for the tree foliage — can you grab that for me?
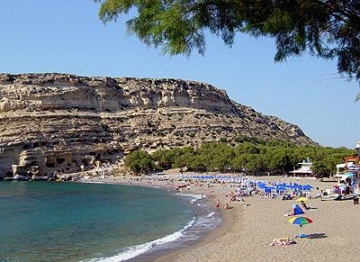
[125,139,356,177]
[95,0,360,82]
[125,150,153,174]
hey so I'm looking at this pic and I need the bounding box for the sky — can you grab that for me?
[1,0,359,149]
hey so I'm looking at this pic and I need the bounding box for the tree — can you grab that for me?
[151,149,172,170]
[263,148,292,175]
[95,0,360,82]
[242,153,264,175]
[312,160,331,179]
[125,150,153,174]
[234,142,260,155]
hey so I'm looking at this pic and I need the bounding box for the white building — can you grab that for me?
[289,159,314,177]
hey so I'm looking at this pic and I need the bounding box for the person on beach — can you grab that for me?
[224,203,233,210]
[269,237,296,246]
[231,195,237,202]
[301,201,309,210]
[300,201,317,210]
[216,199,220,212]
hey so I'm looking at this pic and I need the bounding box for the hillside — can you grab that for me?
[0,73,317,178]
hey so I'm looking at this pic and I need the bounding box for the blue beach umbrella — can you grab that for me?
[301,184,313,190]
[292,204,305,215]
[257,183,267,189]
[264,186,276,194]
[277,186,288,191]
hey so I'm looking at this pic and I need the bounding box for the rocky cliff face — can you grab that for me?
[0,73,317,179]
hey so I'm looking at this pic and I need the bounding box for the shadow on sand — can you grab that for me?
[307,233,327,239]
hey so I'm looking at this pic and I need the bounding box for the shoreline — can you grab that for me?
[154,200,238,262]
[79,171,360,262]
[80,171,241,261]
[158,176,360,262]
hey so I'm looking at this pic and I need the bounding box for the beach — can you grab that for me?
[95,170,360,262]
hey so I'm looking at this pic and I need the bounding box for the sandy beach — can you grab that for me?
[87,170,360,262]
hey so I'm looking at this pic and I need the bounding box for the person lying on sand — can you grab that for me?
[223,203,234,210]
[229,195,244,202]
[301,201,309,210]
[301,201,317,210]
[268,237,296,246]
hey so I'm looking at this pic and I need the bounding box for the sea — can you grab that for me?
[0,181,221,262]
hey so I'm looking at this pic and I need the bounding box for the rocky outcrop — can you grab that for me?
[0,73,317,179]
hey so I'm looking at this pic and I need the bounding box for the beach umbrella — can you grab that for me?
[277,186,288,191]
[292,204,305,215]
[289,216,313,227]
[291,184,302,189]
[301,185,313,191]
[296,197,308,202]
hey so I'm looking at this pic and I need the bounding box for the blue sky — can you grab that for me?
[1,0,359,149]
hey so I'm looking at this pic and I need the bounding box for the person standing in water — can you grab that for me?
[216,199,220,212]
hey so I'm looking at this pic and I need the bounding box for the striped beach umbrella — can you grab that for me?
[289,216,313,227]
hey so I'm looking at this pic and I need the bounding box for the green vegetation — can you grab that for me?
[95,0,360,82]
[125,139,356,177]
[125,150,153,174]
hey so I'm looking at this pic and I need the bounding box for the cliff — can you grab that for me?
[0,73,317,179]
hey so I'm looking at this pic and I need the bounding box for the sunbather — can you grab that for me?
[268,237,296,246]
[224,203,234,210]
[301,201,309,210]
[301,201,317,210]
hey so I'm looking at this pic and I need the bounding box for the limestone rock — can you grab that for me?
[0,73,317,178]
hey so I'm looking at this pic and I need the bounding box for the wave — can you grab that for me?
[85,193,220,262]
[182,193,206,204]
[206,211,216,218]
[86,217,197,262]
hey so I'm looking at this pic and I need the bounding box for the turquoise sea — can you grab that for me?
[0,181,220,262]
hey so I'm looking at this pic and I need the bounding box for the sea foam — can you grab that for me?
[86,217,197,262]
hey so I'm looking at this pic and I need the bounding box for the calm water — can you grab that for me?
[0,181,219,262]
